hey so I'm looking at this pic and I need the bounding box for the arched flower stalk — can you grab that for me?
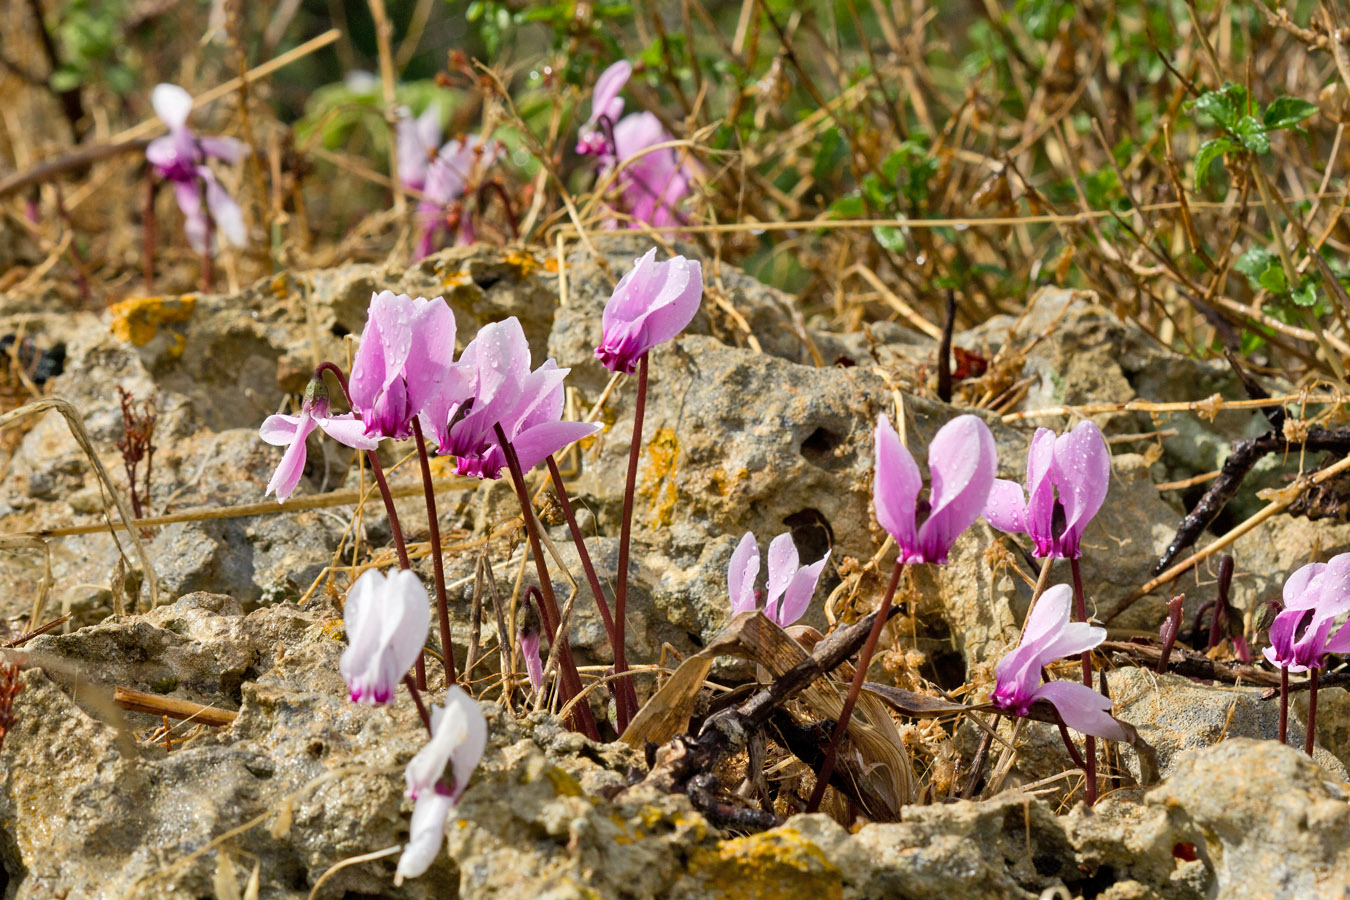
[983,419,1110,803]
[807,412,997,812]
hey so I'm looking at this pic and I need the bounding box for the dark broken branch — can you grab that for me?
[1153,426,1350,575]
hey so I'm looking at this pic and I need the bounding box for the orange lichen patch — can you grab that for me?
[686,829,842,900]
[545,766,584,797]
[109,295,196,349]
[639,427,680,527]
[710,467,748,497]
[440,269,475,290]
[270,275,289,299]
[504,249,542,278]
[543,255,565,274]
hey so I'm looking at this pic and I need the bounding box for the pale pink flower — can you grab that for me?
[395,686,487,882]
[145,83,247,254]
[727,532,831,627]
[338,569,430,705]
[595,248,702,374]
[983,421,1110,559]
[414,135,502,260]
[990,584,1125,740]
[436,317,600,478]
[348,291,466,442]
[874,413,997,565]
[396,104,443,192]
[259,383,379,502]
[1264,555,1350,673]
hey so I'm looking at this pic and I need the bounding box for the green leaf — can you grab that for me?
[872,225,907,252]
[1263,97,1319,131]
[1235,116,1270,154]
[829,194,866,218]
[1189,84,1246,131]
[1194,137,1236,190]
[1291,284,1319,307]
[1257,263,1289,294]
[1235,247,1277,279]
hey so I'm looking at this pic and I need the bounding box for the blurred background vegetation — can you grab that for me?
[2,0,1349,394]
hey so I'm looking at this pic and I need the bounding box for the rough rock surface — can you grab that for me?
[0,238,1347,898]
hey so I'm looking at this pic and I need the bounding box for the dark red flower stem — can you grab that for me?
[1306,667,1320,756]
[805,557,905,814]
[412,417,456,685]
[1279,666,1290,744]
[496,424,600,740]
[1069,556,1097,807]
[546,453,639,726]
[402,673,432,734]
[314,362,423,688]
[612,352,648,734]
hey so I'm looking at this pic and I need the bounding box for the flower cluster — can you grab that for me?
[145,83,247,255]
[728,531,831,628]
[336,569,487,882]
[261,290,601,500]
[1265,554,1350,673]
[396,106,501,259]
[577,61,696,227]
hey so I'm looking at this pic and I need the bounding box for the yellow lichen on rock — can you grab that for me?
[685,828,842,900]
[639,427,680,527]
[108,295,196,349]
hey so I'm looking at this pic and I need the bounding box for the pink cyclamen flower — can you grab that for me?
[396,686,487,883]
[595,248,703,374]
[414,136,502,260]
[983,421,1110,559]
[728,532,831,628]
[874,413,997,565]
[607,112,692,228]
[338,569,431,705]
[990,584,1126,740]
[437,316,601,478]
[1264,555,1350,673]
[145,83,247,255]
[577,60,632,155]
[517,598,544,692]
[396,104,443,192]
[348,291,465,442]
[259,381,380,502]
[575,64,694,228]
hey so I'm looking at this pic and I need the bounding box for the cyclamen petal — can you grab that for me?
[152,83,194,131]
[728,533,760,616]
[764,533,800,619]
[983,478,1029,535]
[394,790,454,884]
[595,249,703,374]
[1050,421,1110,558]
[776,552,831,627]
[915,415,997,564]
[1034,681,1127,741]
[589,60,632,128]
[404,686,488,802]
[338,569,430,705]
[873,414,922,558]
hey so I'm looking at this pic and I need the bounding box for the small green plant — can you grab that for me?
[1188,84,1318,190]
